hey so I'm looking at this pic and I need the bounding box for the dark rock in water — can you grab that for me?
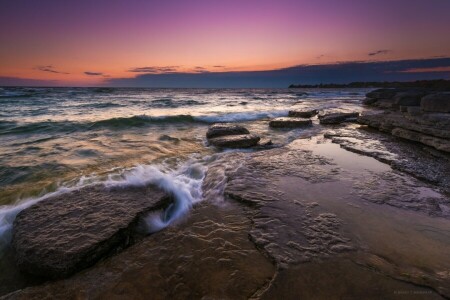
[206,123,249,139]
[393,91,427,107]
[258,138,273,146]
[319,112,359,124]
[208,134,260,148]
[269,117,312,128]
[392,127,450,152]
[158,134,180,142]
[421,92,450,113]
[362,97,379,105]
[288,109,318,118]
[12,184,169,279]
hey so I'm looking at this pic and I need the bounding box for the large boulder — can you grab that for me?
[12,184,169,278]
[206,123,249,139]
[319,112,359,125]
[288,109,318,118]
[208,134,260,148]
[393,91,427,107]
[269,117,312,128]
[421,92,450,113]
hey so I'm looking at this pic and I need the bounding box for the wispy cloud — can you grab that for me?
[213,65,225,68]
[35,65,69,74]
[128,66,180,74]
[84,71,104,76]
[316,54,325,59]
[368,49,391,56]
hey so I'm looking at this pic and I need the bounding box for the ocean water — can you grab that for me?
[0,87,368,246]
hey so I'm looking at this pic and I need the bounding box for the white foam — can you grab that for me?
[104,159,207,233]
[194,110,288,123]
[0,157,210,251]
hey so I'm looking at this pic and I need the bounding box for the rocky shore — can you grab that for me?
[359,89,450,152]
[2,87,450,299]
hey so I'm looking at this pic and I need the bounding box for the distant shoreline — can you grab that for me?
[288,79,450,89]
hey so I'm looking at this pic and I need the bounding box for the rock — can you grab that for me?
[358,112,450,139]
[399,106,408,112]
[258,138,273,146]
[269,117,312,128]
[208,134,260,148]
[158,134,180,142]
[392,128,450,153]
[393,91,427,107]
[421,92,450,113]
[288,109,318,118]
[12,184,169,278]
[206,123,249,139]
[366,89,397,100]
[407,106,421,116]
[362,97,378,105]
[319,112,359,125]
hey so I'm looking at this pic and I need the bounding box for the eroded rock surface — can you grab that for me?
[269,117,312,128]
[358,111,450,152]
[206,123,250,139]
[208,134,260,148]
[319,112,359,124]
[288,109,318,118]
[12,184,169,278]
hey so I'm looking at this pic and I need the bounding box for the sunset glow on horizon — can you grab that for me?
[1,0,450,86]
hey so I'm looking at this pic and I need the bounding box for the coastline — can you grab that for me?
[0,87,449,299]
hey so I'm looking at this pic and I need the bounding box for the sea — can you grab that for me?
[0,87,368,248]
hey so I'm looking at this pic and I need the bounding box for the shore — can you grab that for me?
[1,88,449,299]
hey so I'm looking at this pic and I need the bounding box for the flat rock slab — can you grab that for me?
[319,112,359,124]
[206,123,249,139]
[421,92,450,113]
[288,109,318,118]
[269,117,312,128]
[12,184,169,278]
[208,134,260,148]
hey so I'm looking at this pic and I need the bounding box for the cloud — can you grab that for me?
[0,76,60,86]
[316,54,325,59]
[84,71,104,76]
[105,57,450,88]
[128,66,180,73]
[35,65,69,74]
[368,49,391,56]
[213,65,225,68]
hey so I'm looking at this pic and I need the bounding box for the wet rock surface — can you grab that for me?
[208,134,260,148]
[288,109,318,118]
[269,117,312,128]
[206,123,261,148]
[205,123,249,139]
[12,184,169,279]
[3,137,450,299]
[319,112,359,124]
[324,127,450,196]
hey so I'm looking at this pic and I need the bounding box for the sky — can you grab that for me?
[0,0,449,87]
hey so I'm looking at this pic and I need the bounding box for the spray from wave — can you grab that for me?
[0,156,214,251]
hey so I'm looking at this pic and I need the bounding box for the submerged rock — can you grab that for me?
[319,112,359,124]
[208,134,260,148]
[288,109,318,118]
[206,123,249,139]
[12,184,169,279]
[421,92,450,113]
[269,117,312,128]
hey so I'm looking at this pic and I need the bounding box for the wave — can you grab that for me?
[0,157,211,249]
[0,109,290,136]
